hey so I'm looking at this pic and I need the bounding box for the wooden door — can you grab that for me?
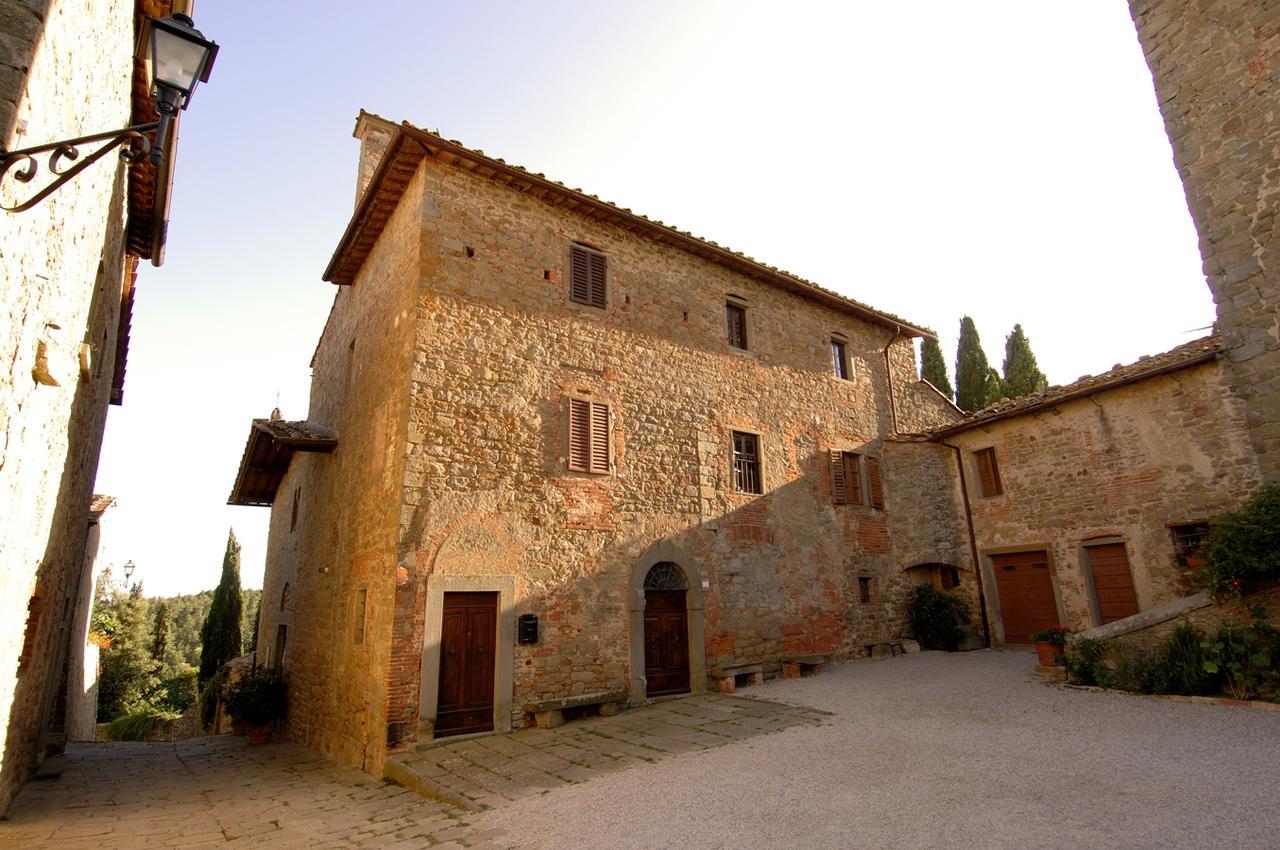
[1086,543,1140,624]
[990,550,1059,644]
[644,590,690,696]
[435,592,497,738]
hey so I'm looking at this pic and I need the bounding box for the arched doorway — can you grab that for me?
[642,562,690,696]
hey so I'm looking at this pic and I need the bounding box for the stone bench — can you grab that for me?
[708,663,764,694]
[523,689,628,729]
[779,654,827,679]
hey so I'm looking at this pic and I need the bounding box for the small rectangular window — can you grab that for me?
[858,576,872,604]
[1170,523,1210,568]
[290,487,300,533]
[353,588,368,644]
[568,398,610,474]
[726,302,749,350]
[831,338,849,379]
[569,244,607,308]
[940,567,960,589]
[830,451,863,505]
[973,447,1003,497]
[732,431,762,494]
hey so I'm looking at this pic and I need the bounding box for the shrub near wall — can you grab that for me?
[1197,483,1280,595]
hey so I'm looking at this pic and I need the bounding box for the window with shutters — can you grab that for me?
[567,397,611,474]
[1169,522,1210,569]
[831,336,850,380]
[569,244,608,309]
[972,447,1003,498]
[731,430,762,494]
[830,451,884,509]
[726,299,749,350]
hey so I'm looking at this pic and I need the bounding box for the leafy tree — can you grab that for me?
[1199,483,1280,594]
[246,597,261,654]
[919,336,953,399]
[94,578,158,721]
[199,530,243,687]
[955,316,997,413]
[1002,323,1048,398]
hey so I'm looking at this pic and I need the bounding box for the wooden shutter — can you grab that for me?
[830,451,847,505]
[846,453,863,505]
[726,303,748,349]
[975,448,1002,497]
[867,457,884,509]
[589,402,610,473]
[568,398,591,472]
[570,246,591,305]
[588,252,607,308]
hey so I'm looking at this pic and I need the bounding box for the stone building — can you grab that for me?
[920,336,1263,644]
[231,112,972,775]
[0,0,192,815]
[1128,1,1280,482]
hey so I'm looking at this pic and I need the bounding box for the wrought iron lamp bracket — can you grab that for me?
[0,121,159,213]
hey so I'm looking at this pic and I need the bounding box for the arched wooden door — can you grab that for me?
[643,562,690,696]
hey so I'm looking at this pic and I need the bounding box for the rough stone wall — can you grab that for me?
[0,0,133,816]
[371,151,964,745]
[1129,1,1280,481]
[254,167,422,777]
[948,360,1263,639]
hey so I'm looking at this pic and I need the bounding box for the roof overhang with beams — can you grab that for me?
[227,418,338,507]
[323,114,935,339]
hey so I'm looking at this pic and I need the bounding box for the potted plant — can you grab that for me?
[223,669,286,744]
[1029,625,1071,667]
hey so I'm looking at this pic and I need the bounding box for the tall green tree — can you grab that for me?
[955,316,997,413]
[246,597,261,654]
[199,530,243,687]
[94,576,157,721]
[1001,323,1049,398]
[920,336,954,400]
[150,602,169,667]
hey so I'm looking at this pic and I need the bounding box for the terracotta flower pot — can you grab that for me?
[1035,641,1061,666]
[244,721,274,744]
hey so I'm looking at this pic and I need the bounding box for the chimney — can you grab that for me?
[352,110,396,206]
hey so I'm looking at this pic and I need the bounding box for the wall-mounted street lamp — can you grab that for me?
[0,14,217,214]
[122,560,137,589]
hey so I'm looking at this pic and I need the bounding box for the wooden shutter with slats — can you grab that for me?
[570,245,607,308]
[589,402,610,473]
[568,398,591,472]
[830,451,847,505]
[866,457,884,509]
[588,252,607,308]
[846,453,863,505]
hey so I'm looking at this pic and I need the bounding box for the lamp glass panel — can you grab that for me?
[151,27,208,93]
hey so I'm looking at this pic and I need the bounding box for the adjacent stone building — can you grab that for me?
[232,112,974,775]
[0,0,188,815]
[924,336,1263,644]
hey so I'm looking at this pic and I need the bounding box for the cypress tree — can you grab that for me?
[1001,323,1049,398]
[246,598,261,654]
[955,316,995,413]
[150,602,169,668]
[919,336,954,400]
[199,530,243,687]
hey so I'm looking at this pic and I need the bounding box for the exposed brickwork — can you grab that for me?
[947,358,1263,638]
[1129,1,1280,480]
[0,0,135,816]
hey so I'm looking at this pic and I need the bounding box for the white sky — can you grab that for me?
[93,1,1213,597]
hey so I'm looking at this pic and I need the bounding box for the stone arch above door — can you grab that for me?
[628,540,707,703]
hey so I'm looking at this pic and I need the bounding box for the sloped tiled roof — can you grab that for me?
[227,416,338,507]
[323,112,935,338]
[928,334,1223,437]
[89,494,117,519]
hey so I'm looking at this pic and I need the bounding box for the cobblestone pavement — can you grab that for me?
[0,737,504,850]
[0,693,825,849]
[389,692,829,810]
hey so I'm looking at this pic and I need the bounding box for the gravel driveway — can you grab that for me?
[478,650,1280,849]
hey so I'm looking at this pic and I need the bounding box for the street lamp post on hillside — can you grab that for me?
[0,13,218,213]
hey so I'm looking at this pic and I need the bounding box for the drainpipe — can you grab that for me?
[939,439,991,648]
[882,325,901,435]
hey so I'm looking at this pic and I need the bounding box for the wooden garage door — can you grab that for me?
[1086,543,1139,624]
[991,550,1059,644]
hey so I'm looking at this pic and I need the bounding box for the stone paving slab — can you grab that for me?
[387,692,829,811]
[0,736,498,849]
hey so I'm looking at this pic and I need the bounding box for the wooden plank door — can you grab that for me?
[644,589,690,696]
[990,550,1059,644]
[1086,543,1140,624]
[435,592,497,737]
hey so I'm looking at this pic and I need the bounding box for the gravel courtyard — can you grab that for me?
[482,650,1280,849]
[3,651,1278,849]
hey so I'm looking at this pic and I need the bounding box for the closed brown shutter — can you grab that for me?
[974,448,1002,497]
[830,451,847,505]
[589,402,610,473]
[570,245,607,308]
[867,457,884,509]
[846,453,863,505]
[568,398,591,472]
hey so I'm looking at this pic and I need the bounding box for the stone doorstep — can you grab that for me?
[383,758,483,813]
